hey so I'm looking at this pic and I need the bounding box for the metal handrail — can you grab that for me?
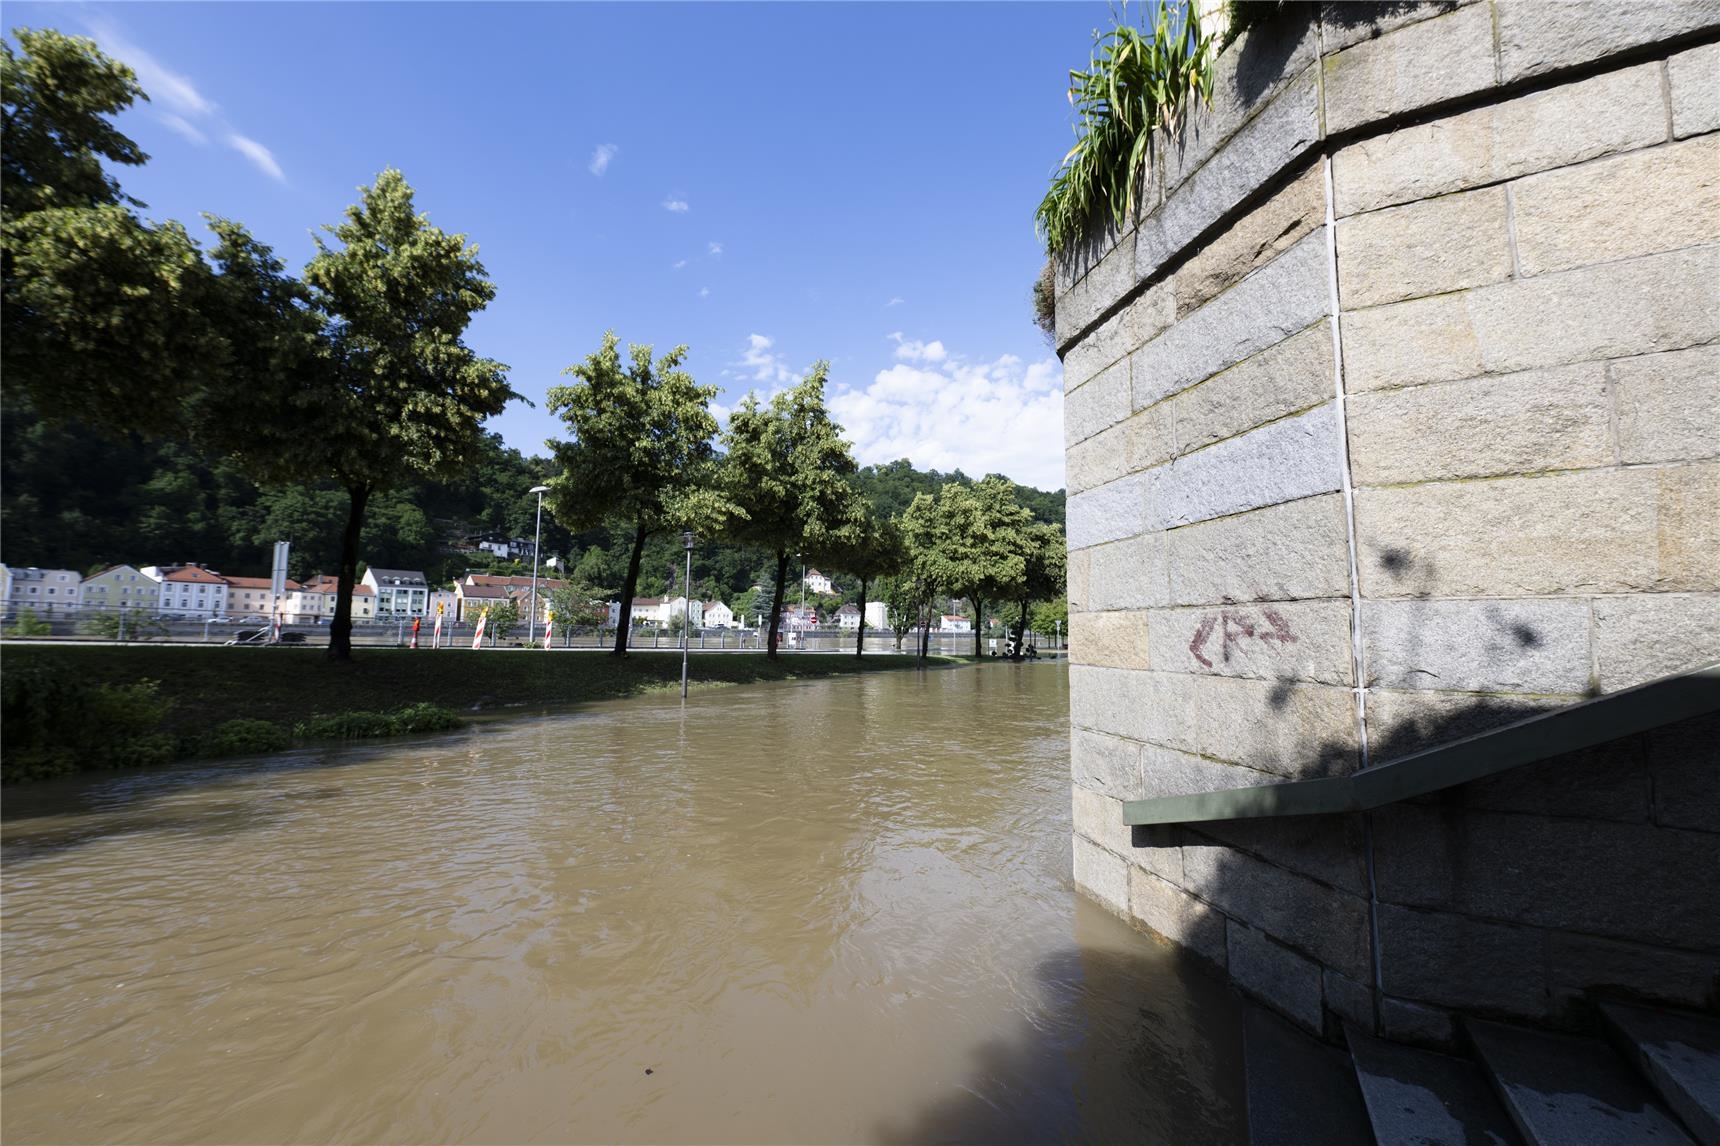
[1121,664,1720,826]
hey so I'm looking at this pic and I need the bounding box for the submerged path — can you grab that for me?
[2,663,1242,1144]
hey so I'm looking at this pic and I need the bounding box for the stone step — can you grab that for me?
[1243,1006,1374,1146]
[1346,1024,1522,1146]
[1467,1018,1696,1145]
[1599,1001,1720,1146]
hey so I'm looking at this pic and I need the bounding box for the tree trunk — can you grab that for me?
[855,576,868,657]
[766,549,789,661]
[972,595,985,658]
[1015,596,1030,660]
[326,482,370,663]
[611,520,649,656]
[918,600,930,660]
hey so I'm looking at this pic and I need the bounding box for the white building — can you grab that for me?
[149,565,229,619]
[865,601,889,631]
[224,575,302,620]
[286,575,377,623]
[4,566,82,615]
[664,597,705,627]
[939,614,972,633]
[80,565,162,615]
[702,600,735,629]
[363,568,430,617]
[803,568,834,595]
[834,603,862,630]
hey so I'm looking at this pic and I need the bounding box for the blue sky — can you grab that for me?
[11,2,1108,491]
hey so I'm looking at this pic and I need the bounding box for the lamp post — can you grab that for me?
[528,485,551,644]
[681,531,694,698]
[797,551,806,640]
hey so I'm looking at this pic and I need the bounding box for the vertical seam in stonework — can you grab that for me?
[1503,184,1522,279]
[1659,57,1676,142]
[1323,149,1384,1031]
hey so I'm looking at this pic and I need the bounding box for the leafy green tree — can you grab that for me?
[547,583,609,630]
[722,366,860,659]
[1031,597,1069,644]
[484,598,520,644]
[298,169,515,662]
[822,507,902,656]
[6,607,52,637]
[898,492,945,659]
[1009,522,1067,658]
[545,332,721,656]
[918,477,1035,657]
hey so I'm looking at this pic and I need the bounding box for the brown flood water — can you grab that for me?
[2,662,1243,1144]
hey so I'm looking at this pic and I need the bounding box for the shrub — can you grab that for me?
[294,703,464,741]
[6,608,52,637]
[0,664,176,782]
[1035,3,1216,253]
[200,718,292,758]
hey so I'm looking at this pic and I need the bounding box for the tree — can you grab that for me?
[1010,522,1067,658]
[721,366,860,660]
[485,598,520,644]
[547,583,609,635]
[918,477,1035,657]
[897,492,943,659]
[298,169,515,662]
[545,333,721,656]
[823,507,902,656]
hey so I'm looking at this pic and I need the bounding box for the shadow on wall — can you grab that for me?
[874,898,1249,1146]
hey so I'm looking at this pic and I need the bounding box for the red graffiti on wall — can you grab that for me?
[1188,607,1296,668]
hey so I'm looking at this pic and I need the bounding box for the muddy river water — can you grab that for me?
[2,663,1243,1144]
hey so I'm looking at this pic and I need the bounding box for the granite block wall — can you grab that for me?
[1061,1,1720,1042]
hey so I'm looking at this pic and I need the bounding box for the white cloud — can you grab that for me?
[226,134,284,182]
[699,286,710,298]
[708,241,723,256]
[588,143,618,175]
[158,113,207,145]
[889,332,947,363]
[829,340,1065,491]
[672,259,689,269]
[886,297,905,307]
[734,334,800,386]
[663,199,690,213]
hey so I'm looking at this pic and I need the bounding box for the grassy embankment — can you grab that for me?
[0,645,957,783]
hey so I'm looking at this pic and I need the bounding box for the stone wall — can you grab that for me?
[1061,1,1720,1043]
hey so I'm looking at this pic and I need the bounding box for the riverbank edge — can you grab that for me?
[0,646,969,784]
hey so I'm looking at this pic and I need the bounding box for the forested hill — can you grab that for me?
[1,400,1063,601]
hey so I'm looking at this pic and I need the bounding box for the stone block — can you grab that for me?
[1055,215,1132,296]
[1074,834,1129,917]
[1360,598,1593,694]
[1061,307,1130,393]
[1137,66,1323,279]
[1127,823,1186,884]
[1166,323,1333,458]
[1347,363,1612,484]
[1133,230,1329,409]
[1065,470,1149,550]
[1195,675,1360,778]
[1069,608,1151,670]
[1183,842,1374,979]
[1176,162,1325,319]
[1353,466,1718,599]
[1086,532,1173,611]
[1065,420,1130,496]
[1055,236,1134,345]
[1067,547,1091,611]
[1319,0,1470,54]
[1495,0,1720,83]
[1322,2,1497,135]
[1146,403,1344,530]
[1072,783,1135,857]
[1379,997,1461,1049]
[1124,401,1177,474]
[1122,279,1177,352]
[1137,740,1282,801]
[1459,735,1652,824]
[1071,729,1143,798]
[1065,357,1130,447]
[1130,867,1228,968]
[1338,186,1512,309]
[1342,291,1483,392]
[1376,904,1552,1019]
[1166,492,1352,606]
[1512,135,1720,277]
[1331,62,1667,217]
[1372,805,1720,951]
[1594,594,1720,693]
[1669,41,1720,138]
[1366,688,1568,762]
[1469,246,1720,375]
[1229,921,1325,1032]
[1191,814,1371,896]
[1147,599,1354,686]
[1548,931,1720,1013]
[1614,344,1720,465]
[1068,665,1154,741]
[1647,711,1720,833]
[1324,968,1376,1033]
[1165,9,1320,189]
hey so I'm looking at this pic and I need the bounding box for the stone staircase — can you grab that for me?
[1245,999,1720,1145]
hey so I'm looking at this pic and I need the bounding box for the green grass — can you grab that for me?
[1,645,954,757]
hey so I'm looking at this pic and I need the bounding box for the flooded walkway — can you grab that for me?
[2,663,1242,1144]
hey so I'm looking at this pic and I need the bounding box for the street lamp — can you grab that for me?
[680,530,695,698]
[798,551,806,634]
[528,484,551,644]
